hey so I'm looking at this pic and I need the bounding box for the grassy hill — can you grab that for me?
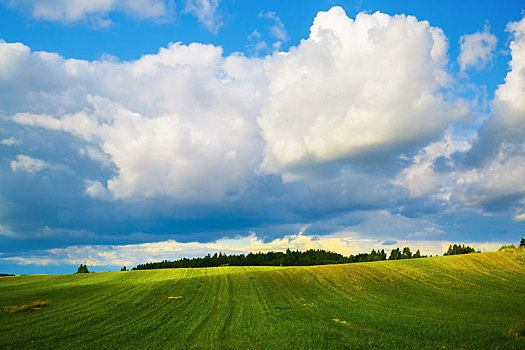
[1,249,524,349]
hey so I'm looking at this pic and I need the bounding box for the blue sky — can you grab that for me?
[1,0,525,274]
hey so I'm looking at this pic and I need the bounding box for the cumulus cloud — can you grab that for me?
[6,41,267,201]
[6,0,174,26]
[10,155,49,173]
[391,15,525,215]
[184,0,222,33]
[0,137,21,146]
[258,7,466,178]
[5,6,522,235]
[454,16,525,210]
[458,26,498,72]
[13,94,263,201]
[395,131,472,198]
[1,7,472,207]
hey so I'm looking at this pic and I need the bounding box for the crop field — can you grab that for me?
[1,249,524,349]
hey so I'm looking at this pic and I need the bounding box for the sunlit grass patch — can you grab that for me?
[3,300,49,313]
[0,250,523,349]
[332,318,352,326]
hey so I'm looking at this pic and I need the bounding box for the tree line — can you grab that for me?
[135,241,504,271]
[132,246,428,270]
[77,240,525,272]
[443,244,478,255]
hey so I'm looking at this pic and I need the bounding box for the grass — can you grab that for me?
[0,249,524,349]
[2,300,49,313]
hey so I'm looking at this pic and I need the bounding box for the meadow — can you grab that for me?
[1,249,524,349]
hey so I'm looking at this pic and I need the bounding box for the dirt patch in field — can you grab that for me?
[3,300,49,313]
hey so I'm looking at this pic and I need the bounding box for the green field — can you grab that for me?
[1,249,524,349]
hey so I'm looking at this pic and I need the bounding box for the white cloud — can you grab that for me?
[395,131,472,198]
[259,11,288,41]
[1,230,505,267]
[6,0,173,26]
[184,0,222,33]
[258,7,466,178]
[0,137,21,146]
[8,41,267,201]
[247,30,270,56]
[84,179,112,199]
[1,8,476,206]
[458,26,498,72]
[454,148,525,206]
[10,155,48,173]
[452,16,525,207]
[494,17,525,111]
[14,94,263,201]
[79,146,113,167]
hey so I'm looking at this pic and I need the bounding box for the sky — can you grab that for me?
[1,0,525,274]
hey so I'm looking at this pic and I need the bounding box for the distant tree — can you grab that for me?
[520,238,525,248]
[76,264,89,273]
[443,244,476,256]
[389,248,402,260]
[413,249,421,258]
[365,249,379,262]
[121,266,127,271]
[401,247,412,259]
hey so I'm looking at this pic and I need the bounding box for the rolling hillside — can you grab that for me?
[1,249,524,349]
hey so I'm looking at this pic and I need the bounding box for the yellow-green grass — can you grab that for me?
[1,250,524,349]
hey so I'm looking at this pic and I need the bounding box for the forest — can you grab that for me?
[132,246,429,270]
